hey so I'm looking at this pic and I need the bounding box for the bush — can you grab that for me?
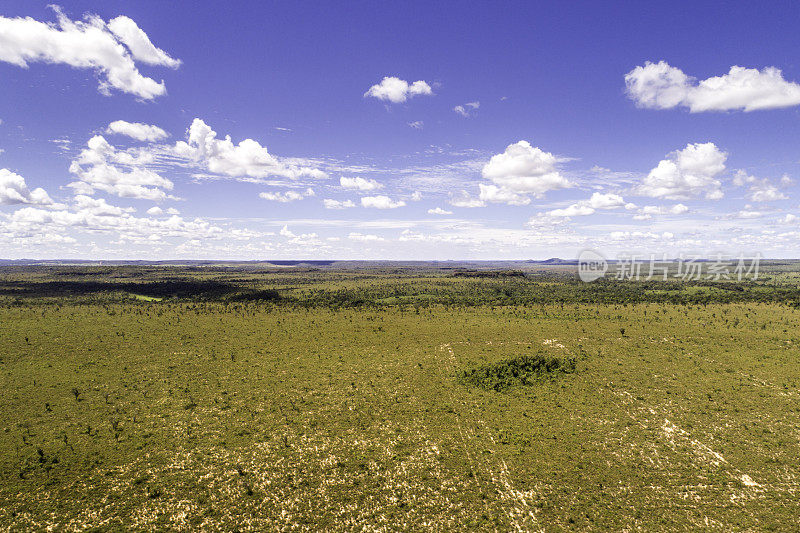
[227,289,282,302]
[458,353,576,391]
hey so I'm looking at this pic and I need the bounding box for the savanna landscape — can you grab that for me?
[4,1,800,531]
[1,262,799,531]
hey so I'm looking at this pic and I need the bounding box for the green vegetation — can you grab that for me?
[458,353,576,391]
[0,262,799,530]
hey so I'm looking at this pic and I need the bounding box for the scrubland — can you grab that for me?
[0,263,799,530]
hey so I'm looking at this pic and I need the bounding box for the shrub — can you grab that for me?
[458,353,576,391]
[227,289,282,302]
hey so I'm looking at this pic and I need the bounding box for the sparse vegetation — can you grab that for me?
[1,262,799,530]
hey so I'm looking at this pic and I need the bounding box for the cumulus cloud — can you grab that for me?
[0,169,54,206]
[625,61,800,112]
[68,135,175,201]
[454,101,480,117]
[73,194,134,216]
[259,188,315,202]
[526,213,568,228]
[364,76,433,103]
[478,184,530,206]
[734,209,763,219]
[427,207,453,215]
[278,225,319,245]
[448,190,485,208]
[360,195,406,209]
[105,15,181,68]
[638,142,727,200]
[633,203,690,219]
[0,7,180,99]
[340,176,382,191]
[5,200,224,245]
[732,170,788,202]
[548,204,594,217]
[669,203,689,214]
[175,118,326,181]
[481,141,571,204]
[323,199,356,209]
[547,192,627,217]
[348,232,385,242]
[106,120,168,142]
[408,121,424,129]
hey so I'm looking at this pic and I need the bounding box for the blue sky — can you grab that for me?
[1,1,800,259]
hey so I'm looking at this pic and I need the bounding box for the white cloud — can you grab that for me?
[547,192,627,217]
[174,118,326,181]
[748,184,787,203]
[478,184,530,206]
[340,176,382,191]
[782,214,799,224]
[635,203,690,218]
[625,61,800,112]
[106,15,181,68]
[106,120,168,142]
[0,169,54,205]
[526,213,569,228]
[259,188,315,202]
[408,121,424,129]
[454,101,480,117]
[734,209,762,219]
[587,192,626,209]
[548,204,594,217]
[427,207,453,215]
[5,201,224,243]
[68,135,175,201]
[323,199,356,209]
[0,7,179,99]
[448,190,485,208]
[146,206,163,216]
[73,194,134,216]
[348,232,385,242]
[361,195,406,209]
[364,76,433,103]
[638,142,726,199]
[278,225,319,245]
[732,170,788,202]
[481,141,571,204]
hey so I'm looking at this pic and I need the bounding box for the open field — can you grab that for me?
[1,263,799,530]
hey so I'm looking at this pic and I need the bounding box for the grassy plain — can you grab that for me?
[0,262,799,530]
